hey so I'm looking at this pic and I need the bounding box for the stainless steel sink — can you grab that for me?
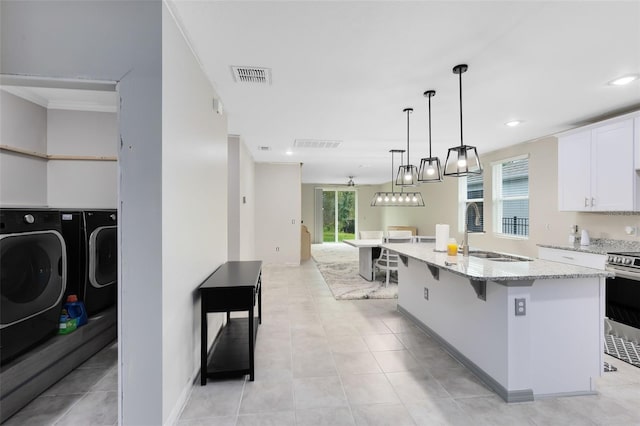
[468,251,532,262]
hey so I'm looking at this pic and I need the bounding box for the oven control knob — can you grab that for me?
[23,214,35,224]
[624,258,632,265]
[608,255,614,262]
[615,257,622,263]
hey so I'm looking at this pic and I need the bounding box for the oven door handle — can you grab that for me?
[606,266,640,280]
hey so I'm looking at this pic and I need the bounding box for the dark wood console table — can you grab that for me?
[199,260,262,384]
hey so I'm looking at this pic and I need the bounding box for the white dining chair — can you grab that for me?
[359,230,384,240]
[386,230,414,242]
[385,231,414,244]
[374,247,400,287]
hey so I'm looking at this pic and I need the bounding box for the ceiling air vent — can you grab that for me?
[293,139,342,149]
[258,146,271,151]
[231,66,272,85]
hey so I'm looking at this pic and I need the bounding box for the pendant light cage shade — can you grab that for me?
[370,191,425,207]
[371,149,424,207]
[395,164,419,187]
[443,64,483,177]
[418,89,443,182]
[418,157,444,182]
[443,145,482,176]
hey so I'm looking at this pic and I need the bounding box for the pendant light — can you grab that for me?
[443,64,482,176]
[395,108,418,186]
[371,150,424,207]
[347,176,355,187]
[418,90,443,182]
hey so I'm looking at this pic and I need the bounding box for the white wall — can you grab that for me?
[2,1,165,424]
[255,163,301,264]
[47,109,117,208]
[238,138,256,260]
[228,135,256,261]
[301,183,315,240]
[228,136,240,260]
[0,91,48,206]
[162,5,228,423]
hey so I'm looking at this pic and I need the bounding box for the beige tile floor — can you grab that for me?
[6,260,640,425]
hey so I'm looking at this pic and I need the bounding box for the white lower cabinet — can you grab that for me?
[538,246,606,270]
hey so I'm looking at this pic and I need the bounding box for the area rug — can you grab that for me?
[311,243,358,263]
[316,261,398,300]
[312,243,398,300]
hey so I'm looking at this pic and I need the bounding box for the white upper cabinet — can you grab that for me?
[636,116,640,170]
[558,116,637,211]
[558,129,592,211]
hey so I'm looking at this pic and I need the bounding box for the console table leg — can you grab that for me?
[201,308,207,385]
[258,277,262,325]
[249,305,255,381]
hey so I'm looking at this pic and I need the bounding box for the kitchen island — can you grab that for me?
[384,242,612,402]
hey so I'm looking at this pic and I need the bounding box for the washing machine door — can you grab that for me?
[0,230,66,327]
[88,226,117,288]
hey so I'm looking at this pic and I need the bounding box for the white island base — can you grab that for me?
[397,256,605,402]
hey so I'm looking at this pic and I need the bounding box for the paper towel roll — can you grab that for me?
[435,224,450,252]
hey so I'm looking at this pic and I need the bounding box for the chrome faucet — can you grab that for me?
[461,202,481,257]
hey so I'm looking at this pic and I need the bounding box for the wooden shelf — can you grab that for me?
[0,144,48,159]
[205,317,259,379]
[0,144,116,161]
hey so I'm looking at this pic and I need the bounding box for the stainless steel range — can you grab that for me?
[607,251,640,279]
[605,251,640,343]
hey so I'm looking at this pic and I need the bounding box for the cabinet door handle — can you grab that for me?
[591,197,595,207]
[562,256,575,260]
[584,197,589,207]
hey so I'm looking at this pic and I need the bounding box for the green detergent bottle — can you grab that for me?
[58,308,78,335]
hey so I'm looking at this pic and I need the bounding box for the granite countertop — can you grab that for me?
[383,242,612,284]
[537,238,640,255]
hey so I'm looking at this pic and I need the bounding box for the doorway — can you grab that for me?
[322,190,356,242]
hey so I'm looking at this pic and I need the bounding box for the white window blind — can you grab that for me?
[493,157,529,237]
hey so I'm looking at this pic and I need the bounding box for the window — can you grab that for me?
[493,156,529,237]
[458,173,484,232]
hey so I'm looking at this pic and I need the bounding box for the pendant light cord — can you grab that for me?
[428,95,432,157]
[390,151,395,192]
[458,69,464,148]
[406,109,410,163]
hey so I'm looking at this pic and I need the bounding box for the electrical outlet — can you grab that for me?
[515,298,526,316]
[423,287,429,300]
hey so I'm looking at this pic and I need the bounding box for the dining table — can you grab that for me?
[343,236,435,281]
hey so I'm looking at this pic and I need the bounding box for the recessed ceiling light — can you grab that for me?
[608,74,639,86]
[505,120,522,127]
